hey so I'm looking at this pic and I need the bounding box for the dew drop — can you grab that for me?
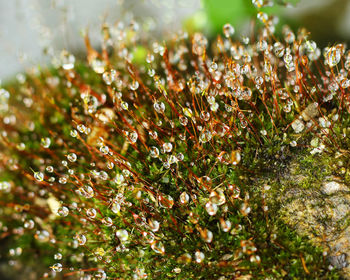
[148,219,160,232]
[60,50,75,70]
[128,131,138,143]
[24,219,35,229]
[57,206,69,217]
[102,70,116,85]
[151,240,165,254]
[67,153,77,162]
[252,0,263,8]
[229,184,240,199]
[159,195,174,208]
[205,201,218,216]
[41,137,51,148]
[179,192,190,204]
[130,80,139,91]
[46,166,54,173]
[192,33,208,56]
[195,251,205,263]
[179,115,188,126]
[220,219,232,232]
[34,171,44,182]
[291,119,305,133]
[114,174,125,185]
[162,142,173,153]
[325,45,343,67]
[200,228,213,243]
[70,130,78,138]
[149,146,159,158]
[51,263,63,272]
[209,189,226,205]
[86,208,97,219]
[153,101,165,113]
[54,253,62,260]
[116,229,129,242]
[199,130,212,143]
[75,234,87,246]
[223,23,234,38]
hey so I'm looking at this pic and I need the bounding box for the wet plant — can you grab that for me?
[0,1,350,279]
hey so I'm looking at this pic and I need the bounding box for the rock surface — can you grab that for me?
[280,178,350,278]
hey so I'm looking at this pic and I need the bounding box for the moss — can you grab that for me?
[1,12,350,280]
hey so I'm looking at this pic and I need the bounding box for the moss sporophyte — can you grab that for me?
[1,2,350,280]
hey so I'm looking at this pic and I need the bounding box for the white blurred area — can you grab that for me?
[0,0,201,81]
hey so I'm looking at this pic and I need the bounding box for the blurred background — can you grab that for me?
[1,0,350,83]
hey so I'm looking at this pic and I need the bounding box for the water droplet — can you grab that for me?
[100,145,109,155]
[78,185,94,198]
[149,146,159,158]
[223,23,234,38]
[54,253,62,260]
[41,137,51,148]
[57,206,69,217]
[70,129,78,137]
[102,70,116,85]
[195,251,205,263]
[209,189,226,205]
[231,150,241,165]
[180,192,190,204]
[151,240,165,254]
[75,234,87,246]
[240,202,251,216]
[199,228,213,243]
[149,131,158,139]
[257,12,268,24]
[60,50,75,70]
[205,201,218,216]
[121,101,129,110]
[67,153,77,162]
[199,130,212,143]
[58,176,67,184]
[291,119,305,133]
[24,219,35,229]
[51,263,62,272]
[252,0,263,8]
[111,203,121,214]
[146,53,154,63]
[46,166,54,173]
[341,79,350,89]
[192,33,208,56]
[91,59,105,74]
[86,208,97,219]
[229,185,240,199]
[148,219,160,232]
[183,107,193,118]
[154,101,165,113]
[159,195,174,208]
[162,142,173,153]
[116,229,129,242]
[34,171,44,182]
[179,115,188,126]
[130,80,139,91]
[325,45,343,67]
[0,181,11,192]
[114,174,125,185]
[220,218,232,232]
[200,111,210,121]
[128,131,138,143]
[273,42,285,57]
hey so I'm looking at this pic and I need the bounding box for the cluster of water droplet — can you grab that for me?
[0,1,349,278]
